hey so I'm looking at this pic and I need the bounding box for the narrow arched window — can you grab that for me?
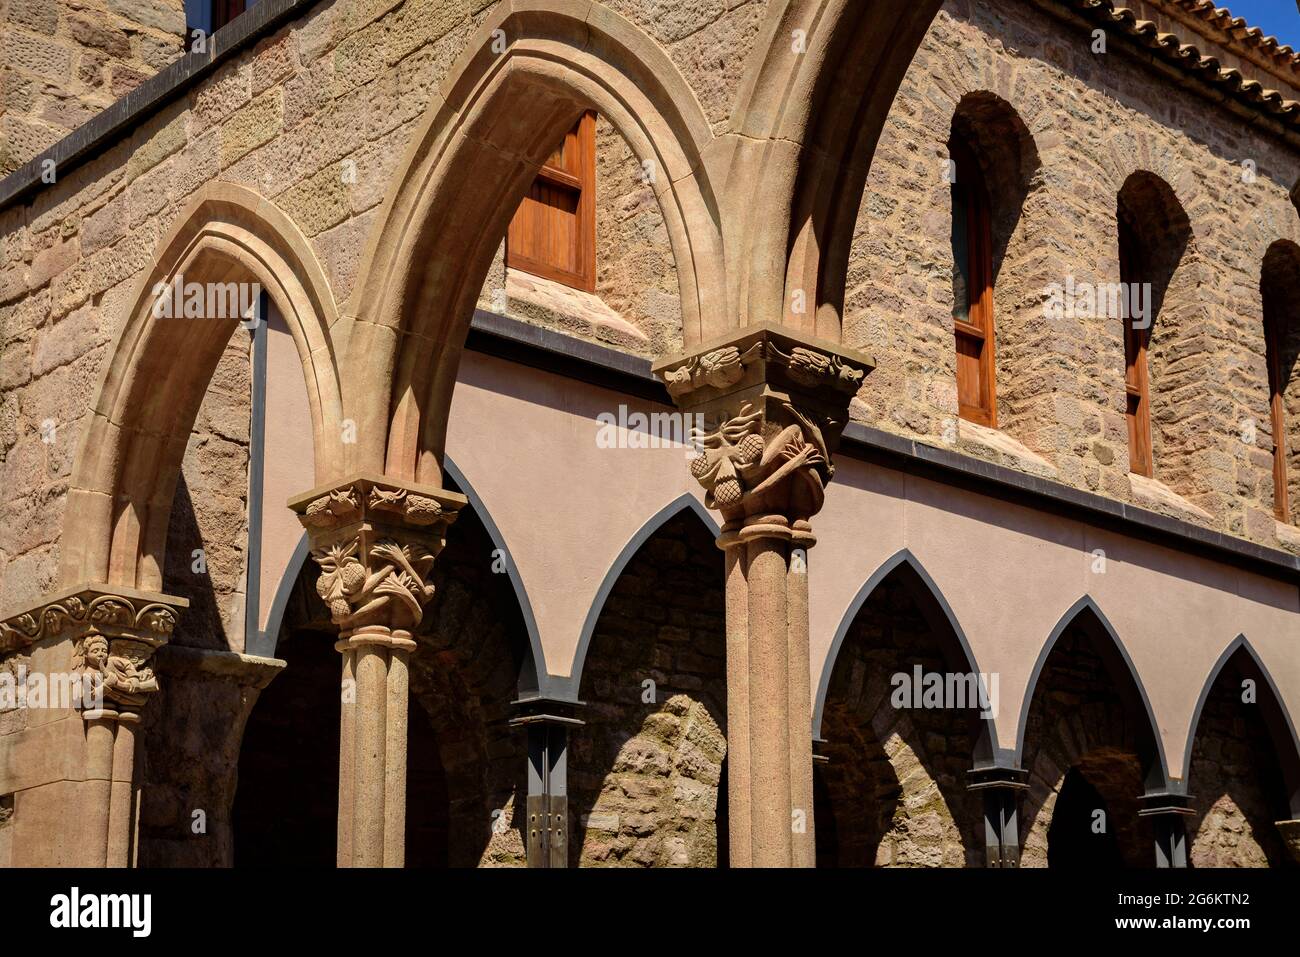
[949,134,996,426]
[1262,241,1300,523]
[1266,313,1290,522]
[1118,210,1153,477]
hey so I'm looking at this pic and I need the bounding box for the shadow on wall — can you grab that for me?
[569,510,728,867]
[1019,617,1158,867]
[815,565,983,867]
[1187,649,1292,867]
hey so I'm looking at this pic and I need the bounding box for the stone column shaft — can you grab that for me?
[721,539,752,867]
[337,647,356,866]
[788,523,816,868]
[106,713,140,868]
[292,476,465,869]
[654,323,873,869]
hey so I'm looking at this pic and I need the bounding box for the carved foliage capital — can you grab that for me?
[689,397,842,523]
[655,327,871,524]
[291,476,466,634]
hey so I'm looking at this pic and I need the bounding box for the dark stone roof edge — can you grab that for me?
[0,0,318,211]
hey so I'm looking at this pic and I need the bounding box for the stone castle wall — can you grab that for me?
[0,0,187,174]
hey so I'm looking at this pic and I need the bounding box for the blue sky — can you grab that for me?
[1220,1,1300,49]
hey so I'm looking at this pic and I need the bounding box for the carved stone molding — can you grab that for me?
[289,474,467,635]
[653,324,873,523]
[0,584,188,710]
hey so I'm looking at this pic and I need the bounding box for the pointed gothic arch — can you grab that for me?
[62,182,344,593]
[344,1,724,487]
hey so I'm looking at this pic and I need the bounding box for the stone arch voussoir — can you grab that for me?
[63,182,343,592]
[344,1,723,486]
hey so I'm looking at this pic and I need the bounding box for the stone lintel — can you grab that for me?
[0,583,189,656]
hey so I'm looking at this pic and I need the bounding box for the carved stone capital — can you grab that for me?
[652,324,873,524]
[289,474,467,636]
[0,584,187,711]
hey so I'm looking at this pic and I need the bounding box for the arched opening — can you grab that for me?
[814,559,986,867]
[1019,602,1165,867]
[1187,642,1300,867]
[947,92,1041,430]
[1115,172,1195,486]
[345,5,723,485]
[570,508,727,866]
[1261,241,1300,525]
[63,184,343,592]
[1047,765,1126,868]
[231,479,533,867]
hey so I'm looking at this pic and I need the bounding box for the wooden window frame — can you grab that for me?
[950,135,997,427]
[506,111,597,293]
[1266,312,1291,523]
[1119,215,1154,478]
[212,0,246,31]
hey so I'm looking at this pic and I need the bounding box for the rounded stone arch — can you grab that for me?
[721,0,945,338]
[812,548,995,766]
[1015,596,1170,794]
[562,494,720,702]
[1092,129,1209,228]
[343,0,724,486]
[1182,634,1300,818]
[63,182,344,593]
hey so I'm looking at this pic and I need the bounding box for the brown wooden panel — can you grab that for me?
[506,112,596,291]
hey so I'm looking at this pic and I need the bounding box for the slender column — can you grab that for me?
[82,710,117,867]
[106,712,140,867]
[513,711,582,867]
[654,324,873,868]
[383,636,414,868]
[744,520,793,866]
[351,639,389,867]
[292,476,465,869]
[336,645,356,866]
[967,767,1027,867]
[788,522,816,867]
[1138,793,1193,868]
[720,534,752,867]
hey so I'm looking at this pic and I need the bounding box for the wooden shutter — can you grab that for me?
[507,112,596,292]
[1119,215,1153,478]
[212,0,246,30]
[950,136,997,427]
